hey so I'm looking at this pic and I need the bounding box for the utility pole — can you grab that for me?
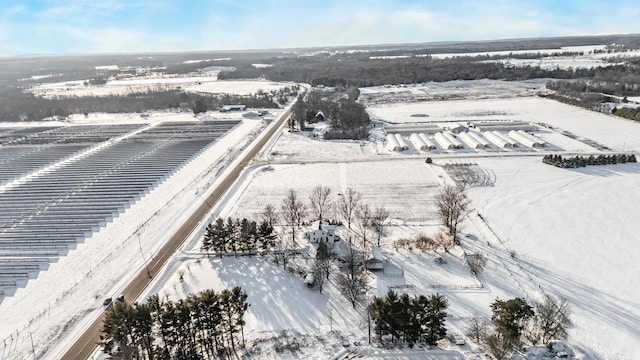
[136,224,152,278]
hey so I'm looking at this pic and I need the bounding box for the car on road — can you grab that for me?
[102,297,113,308]
[116,294,125,302]
[453,334,465,345]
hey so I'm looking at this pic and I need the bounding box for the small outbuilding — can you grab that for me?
[220,104,246,112]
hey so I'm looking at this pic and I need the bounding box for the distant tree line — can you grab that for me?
[371,290,449,346]
[542,154,636,168]
[201,217,277,257]
[613,106,640,122]
[99,287,249,359]
[0,89,287,121]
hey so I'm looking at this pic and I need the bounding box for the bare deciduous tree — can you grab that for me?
[466,252,487,276]
[465,315,490,343]
[485,331,512,360]
[371,206,389,247]
[435,231,455,252]
[434,185,470,241]
[261,204,278,226]
[280,189,306,251]
[337,243,367,307]
[338,187,361,230]
[356,202,372,250]
[527,294,573,345]
[309,185,332,228]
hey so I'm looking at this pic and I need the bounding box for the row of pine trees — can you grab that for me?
[542,153,637,168]
[371,291,449,345]
[201,217,277,257]
[100,287,249,360]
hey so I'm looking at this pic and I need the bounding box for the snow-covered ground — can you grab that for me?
[4,76,640,359]
[29,72,291,98]
[136,86,640,358]
[467,157,640,359]
[367,96,640,152]
[143,150,640,359]
[359,79,549,104]
[0,108,286,360]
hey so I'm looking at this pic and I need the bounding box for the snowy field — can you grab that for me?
[467,157,640,360]
[367,96,640,152]
[359,79,549,104]
[29,72,291,98]
[139,88,640,358]
[428,45,640,70]
[142,152,640,358]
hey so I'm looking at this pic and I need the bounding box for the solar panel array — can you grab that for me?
[0,120,240,297]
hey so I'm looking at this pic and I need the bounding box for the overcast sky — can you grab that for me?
[1,0,639,55]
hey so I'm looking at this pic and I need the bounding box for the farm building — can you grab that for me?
[442,132,464,149]
[507,130,546,147]
[471,120,537,132]
[365,247,385,271]
[418,133,437,149]
[458,132,484,149]
[394,134,409,150]
[434,132,456,149]
[410,133,436,150]
[384,123,441,136]
[483,131,512,148]
[467,131,491,148]
[386,134,402,151]
[220,105,247,112]
[493,131,519,147]
[448,124,468,134]
[305,222,337,246]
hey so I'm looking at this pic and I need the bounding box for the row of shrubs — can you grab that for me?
[542,154,637,168]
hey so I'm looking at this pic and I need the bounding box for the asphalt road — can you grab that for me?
[61,105,294,360]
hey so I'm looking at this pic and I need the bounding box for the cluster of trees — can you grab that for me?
[99,287,249,359]
[0,89,284,122]
[467,295,573,359]
[289,88,370,140]
[613,106,640,122]
[542,153,637,168]
[371,291,449,345]
[267,186,389,253]
[201,217,277,257]
[219,55,605,89]
[434,185,470,243]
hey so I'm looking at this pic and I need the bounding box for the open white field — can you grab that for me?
[368,97,640,152]
[466,157,640,359]
[184,80,293,95]
[226,160,439,224]
[359,79,548,104]
[267,130,379,162]
[140,157,536,359]
[30,71,291,98]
